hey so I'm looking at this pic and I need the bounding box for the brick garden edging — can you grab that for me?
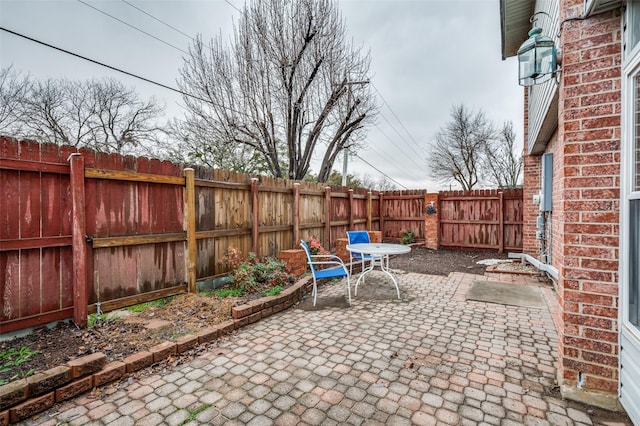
[0,276,313,425]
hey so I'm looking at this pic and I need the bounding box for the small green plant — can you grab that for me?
[179,403,212,425]
[400,229,415,245]
[88,312,108,327]
[262,285,283,297]
[209,287,244,298]
[127,297,174,313]
[0,346,41,385]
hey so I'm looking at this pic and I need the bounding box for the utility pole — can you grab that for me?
[342,150,348,187]
[338,79,369,188]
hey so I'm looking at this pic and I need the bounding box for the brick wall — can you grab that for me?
[278,249,307,276]
[555,0,621,405]
[522,89,541,257]
[424,193,439,249]
[548,130,562,270]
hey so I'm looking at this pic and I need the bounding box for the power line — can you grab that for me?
[0,26,226,110]
[1,26,410,187]
[364,146,425,186]
[222,0,243,14]
[363,131,424,178]
[373,122,424,169]
[351,153,409,190]
[76,0,190,55]
[120,0,242,39]
[372,82,425,157]
[119,0,195,42]
[377,111,424,159]
[365,142,424,181]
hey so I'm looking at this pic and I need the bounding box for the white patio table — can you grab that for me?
[346,243,411,299]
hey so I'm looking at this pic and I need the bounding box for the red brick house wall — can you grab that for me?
[522,89,542,257]
[554,0,622,404]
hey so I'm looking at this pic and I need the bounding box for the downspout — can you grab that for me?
[508,252,559,280]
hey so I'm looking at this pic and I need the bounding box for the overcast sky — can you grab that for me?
[0,0,523,190]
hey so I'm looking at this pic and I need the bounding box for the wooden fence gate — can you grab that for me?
[438,189,523,253]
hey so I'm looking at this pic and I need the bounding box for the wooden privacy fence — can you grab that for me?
[0,139,427,333]
[0,138,523,334]
[438,189,523,252]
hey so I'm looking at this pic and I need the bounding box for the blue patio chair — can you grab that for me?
[300,240,351,307]
[346,230,378,277]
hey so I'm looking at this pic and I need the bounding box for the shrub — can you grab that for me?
[224,247,243,270]
[306,236,322,254]
[400,229,415,245]
[231,253,294,293]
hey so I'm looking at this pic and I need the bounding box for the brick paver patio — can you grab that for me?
[22,271,631,425]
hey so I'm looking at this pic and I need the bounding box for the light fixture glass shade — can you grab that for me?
[517,27,557,86]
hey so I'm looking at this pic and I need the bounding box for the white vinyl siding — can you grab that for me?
[527,0,560,154]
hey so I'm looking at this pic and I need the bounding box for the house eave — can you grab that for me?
[500,0,536,60]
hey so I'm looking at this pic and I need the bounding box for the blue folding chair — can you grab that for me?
[300,240,351,307]
[346,230,375,277]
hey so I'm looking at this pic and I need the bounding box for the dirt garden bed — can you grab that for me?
[0,247,515,386]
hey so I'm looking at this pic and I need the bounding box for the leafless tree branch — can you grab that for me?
[1,72,165,154]
[484,121,523,188]
[427,104,496,191]
[177,0,377,181]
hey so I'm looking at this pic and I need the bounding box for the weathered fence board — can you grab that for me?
[438,189,523,252]
[298,185,325,246]
[1,140,76,331]
[382,191,427,242]
[81,150,186,312]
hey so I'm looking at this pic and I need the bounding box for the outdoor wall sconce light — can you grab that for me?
[426,201,437,215]
[517,13,560,86]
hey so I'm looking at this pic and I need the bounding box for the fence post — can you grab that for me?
[348,189,354,230]
[424,192,440,249]
[293,183,300,247]
[324,186,331,249]
[68,153,87,327]
[424,192,429,245]
[498,191,504,253]
[184,168,196,293]
[251,178,260,256]
[367,191,372,231]
[379,192,384,241]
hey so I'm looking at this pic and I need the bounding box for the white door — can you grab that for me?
[620,3,640,422]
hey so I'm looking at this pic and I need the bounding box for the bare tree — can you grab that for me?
[427,105,495,191]
[6,75,165,154]
[87,79,165,154]
[0,67,31,133]
[178,0,376,182]
[17,78,95,146]
[485,121,522,188]
[162,118,273,174]
[360,174,398,191]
